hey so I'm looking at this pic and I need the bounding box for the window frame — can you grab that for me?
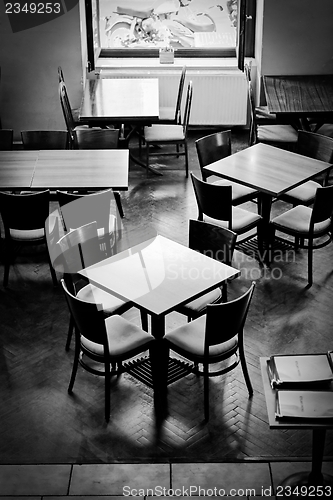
[84,0,256,71]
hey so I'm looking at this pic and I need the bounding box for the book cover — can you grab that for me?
[268,352,333,388]
[276,390,333,419]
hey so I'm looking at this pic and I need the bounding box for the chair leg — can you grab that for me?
[47,251,58,287]
[184,143,189,178]
[308,238,314,287]
[65,315,74,351]
[68,328,80,393]
[105,357,111,422]
[140,310,149,332]
[3,239,12,287]
[204,362,209,421]
[146,143,150,178]
[113,190,124,218]
[239,342,253,396]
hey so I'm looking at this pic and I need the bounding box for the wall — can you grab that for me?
[261,0,333,75]
[0,3,84,141]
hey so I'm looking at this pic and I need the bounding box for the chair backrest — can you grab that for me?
[21,130,68,150]
[205,281,256,351]
[182,81,193,136]
[61,278,108,347]
[73,128,120,150]
[195,130,231,181]
[56,221,103,275]
[58,66,65,83]
[59,81,75,138]
[0,190,50,232]
[311,185,333,226]
[57,189,115,238]
[175,66,187,123]
[0,129,13,150]
[188,219,236,267]
[297,131,333,164]
[190,172,233,227]
[244,64,257,145]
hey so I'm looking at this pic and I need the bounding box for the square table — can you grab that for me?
[79,235,240,394]
[260,357,333,489]
[263,75,333,130]
[0,151,38,190]
[79,78,161,175]
[31,149,129,191]
[79,78,160,125]
[80,234,240,338]
[204,143,333,233]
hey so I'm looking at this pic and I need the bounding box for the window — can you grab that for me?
[85,0,255,70]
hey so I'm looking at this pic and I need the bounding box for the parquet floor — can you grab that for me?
[0,129,333,466]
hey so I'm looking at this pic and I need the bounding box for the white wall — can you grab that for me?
[0,3,84,141]
[261,0,333,75]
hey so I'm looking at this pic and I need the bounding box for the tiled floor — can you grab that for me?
[1,461,333,498]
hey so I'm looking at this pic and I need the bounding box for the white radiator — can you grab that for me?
[99,69,248,126]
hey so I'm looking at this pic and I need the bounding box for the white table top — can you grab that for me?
[80,235,240,317]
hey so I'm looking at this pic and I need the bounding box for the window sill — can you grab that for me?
[95,57,249,75]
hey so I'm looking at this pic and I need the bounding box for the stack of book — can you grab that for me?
[267,352,333,420]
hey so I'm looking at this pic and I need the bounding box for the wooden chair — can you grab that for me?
[278,131,333,207]
[57,189,119,257]
[175,220,237,321]
[195,130,259,206]
[61,277,155,422]
[55,222,136,351]
[0,190,57,287]
[143,81,193,177]
[59,81,90,147]
[190,172,263,256]
[21,130,69,150]
[159,66,186,124]
[164,281,256,421]
[0,129,13,150]
[245,65,298,149]
[73,128,124,217]
[270,185,333,286]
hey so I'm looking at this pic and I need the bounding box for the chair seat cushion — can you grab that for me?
[144,124,184,142]
[271,205,331,235]
[164,315,238,358]
[280,180,321,204]
[81,314,154,357]
[212,179,258,202]
[176,287,222,315]
[77,283,129,314]
[9,228,45,241]
[257,124,298,143]
[204,207,262,234]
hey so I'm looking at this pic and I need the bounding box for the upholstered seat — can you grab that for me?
[256,124,298,144]
[272,205,331,235]
[80,314,153,358]
[204,207,262,234]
